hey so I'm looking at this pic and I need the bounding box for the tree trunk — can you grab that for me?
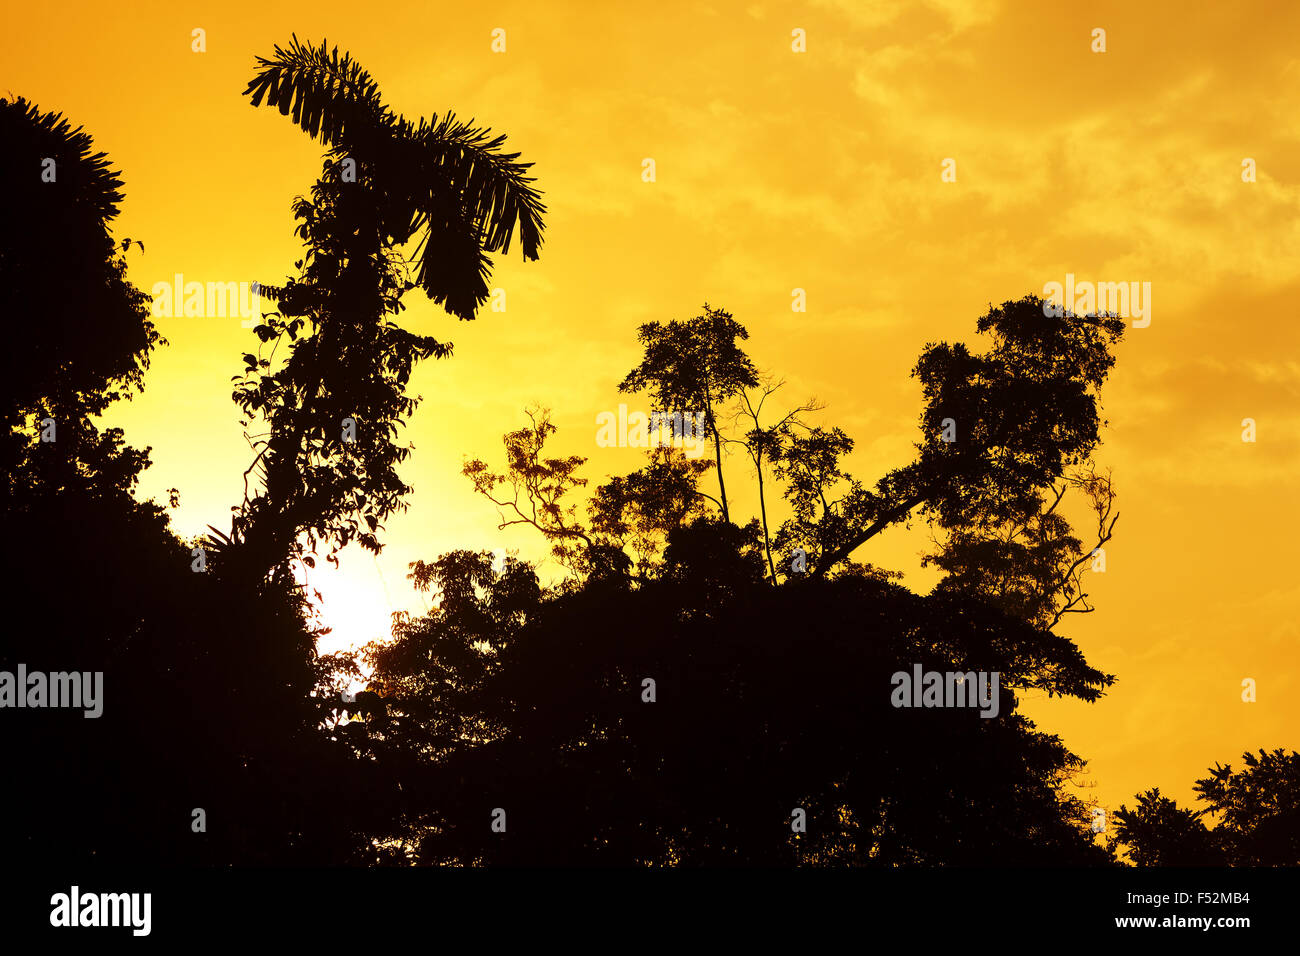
[756,449,777,584]
[708,404,729,524]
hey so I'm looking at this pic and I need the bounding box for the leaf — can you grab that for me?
[204,524,232,545]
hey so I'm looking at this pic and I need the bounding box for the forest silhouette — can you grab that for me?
[2,38,1297,868]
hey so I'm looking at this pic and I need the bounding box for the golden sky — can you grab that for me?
[6,0,1300,821]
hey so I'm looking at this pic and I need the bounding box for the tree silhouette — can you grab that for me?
[1112,749,1300,865]
[0,47,551,868]
[0,97,358,867]
[221,36,547,582]
[352,533,1114,864]
[0,96,161,424]
[619,304,759,524]
[343,296,1126,865]
[732,379,820,583]
[924,467,1118,631]
[587,446,716,577]
[464,407,716,580]
[810,298,1125,577]
[1108,789,1226,866]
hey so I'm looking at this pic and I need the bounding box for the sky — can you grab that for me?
[6,0,1300,823]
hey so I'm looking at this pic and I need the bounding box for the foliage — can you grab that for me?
[220,37,547,581]
[1111,750,1300,866]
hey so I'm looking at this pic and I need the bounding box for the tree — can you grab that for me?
[1108,789,1225,866]
[340,293,1126,866]
[348,536,1114,865]
[810,297,1125,578]
[462,407,598,576]
[731,379,820,584]
[1111,750,1300,866]
[619,304,758,524]
[588,446,716,577]
[923,467,1118,631]
[464,407,716,580]
[769,424,865,578]
[245,37,544,320]
[0,97,369,868]
[222,36,547,583]
[0,96,161,429]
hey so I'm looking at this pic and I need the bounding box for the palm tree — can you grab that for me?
[245,35,545,319]
[223,38,547,582]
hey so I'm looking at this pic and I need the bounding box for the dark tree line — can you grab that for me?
[1110,750,1300,866]
[352,295,1125,864]
[3,39,1297,867]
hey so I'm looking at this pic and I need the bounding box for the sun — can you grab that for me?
[296,550,401,660]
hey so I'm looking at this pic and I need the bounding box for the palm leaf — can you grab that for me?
[244,35,386,145]
[411,112,545,261]
[202,523,235,553]
[244,36,546,319]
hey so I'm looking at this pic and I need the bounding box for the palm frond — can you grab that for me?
[244,35,386,146]
[412,112,546,262]
[201,523,235,553]
[411,186,493,320]
[245,37,546,320]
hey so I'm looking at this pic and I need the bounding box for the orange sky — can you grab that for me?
[6,0,1300,823]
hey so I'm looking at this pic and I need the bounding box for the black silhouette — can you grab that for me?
[3,42,1296,871]
[1111,749,1300,865]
